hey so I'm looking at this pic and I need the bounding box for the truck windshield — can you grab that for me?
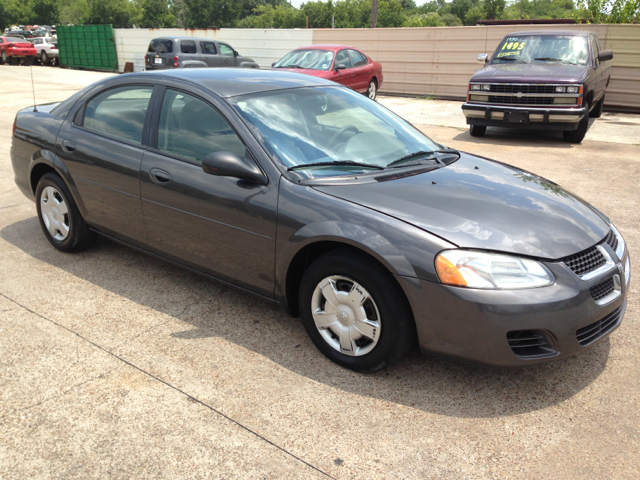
[492,35,590,66]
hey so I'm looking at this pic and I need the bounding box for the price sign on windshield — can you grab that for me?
[496,38,526,58]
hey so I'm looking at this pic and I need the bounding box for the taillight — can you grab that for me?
[174,62,179,67]
[51,45,57,50]
[7,43,15,48]
[173,56,179,61]
[12,117,17,137]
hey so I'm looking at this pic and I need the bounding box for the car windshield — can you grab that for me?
[230,86,441,179]
[148,39,173,54]
[273,49,335,71]
[492,35,590,65]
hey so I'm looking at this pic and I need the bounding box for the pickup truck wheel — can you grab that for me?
[563,102,590,143]
[470,125,486,137]
[590,94,604,118]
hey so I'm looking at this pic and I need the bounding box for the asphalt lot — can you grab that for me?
[1,64,639,479]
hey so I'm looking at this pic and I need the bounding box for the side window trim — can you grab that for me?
[71,83,157,148]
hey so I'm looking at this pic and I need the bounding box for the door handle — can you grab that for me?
[150,168,171,185]
[62,140,76,152]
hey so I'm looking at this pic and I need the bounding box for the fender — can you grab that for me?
[239,61,259,69]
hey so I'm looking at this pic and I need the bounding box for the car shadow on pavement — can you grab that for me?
[452,118,597,147]
[1,217,611,419]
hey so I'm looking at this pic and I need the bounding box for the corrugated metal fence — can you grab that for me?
[113,24,640,110]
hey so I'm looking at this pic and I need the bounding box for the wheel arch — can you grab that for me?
[281,230,417,318]
[30,161,56,194]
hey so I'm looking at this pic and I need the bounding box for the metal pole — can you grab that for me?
[332,14,335,28]
[371,0,378,28]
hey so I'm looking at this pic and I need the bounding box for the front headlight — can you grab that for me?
[470,84,481,91]
[567,86,579,93]
[435,250,555,289]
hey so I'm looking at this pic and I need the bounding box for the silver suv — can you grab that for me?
[144,36,259,70]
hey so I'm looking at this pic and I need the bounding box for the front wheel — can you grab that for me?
[563,102,590,143]
[367,80,377,100]
[36,173,95,252]
[299,250,415,372]
[469,124,486,137]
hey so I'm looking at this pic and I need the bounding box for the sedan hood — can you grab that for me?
[472,63,590,84]
[314,154,609,259]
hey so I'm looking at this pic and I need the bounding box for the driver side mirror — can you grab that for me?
[477,53,488,64]
[335,63,348,71]
[202,151,267,185]
[271,62,276,67]
[598,50,613,62]
[233,50,239,57]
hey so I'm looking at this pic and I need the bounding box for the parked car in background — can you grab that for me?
[0,36,37,65]
[32,36,58,65]
[272,45,383,100]
[144,37,259,70]
[462,31,612,143]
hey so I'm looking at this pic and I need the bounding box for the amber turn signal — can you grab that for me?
[435,255,468,287]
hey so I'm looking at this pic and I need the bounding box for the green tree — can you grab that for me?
[139,0,175,27]
[464,3,485,22]
[440,12,463,24]
[183,0,243,28]
[32,0,59,24]
[402,12,445,25]
[59,0,90,25]
[483,0,504,18]
[87,0,141,27]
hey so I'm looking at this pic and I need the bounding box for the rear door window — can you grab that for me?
[81,86,154,145]
[201,42,217,55]
[180,40,197,54]
[148,39,173,54]
[348,50,368,67]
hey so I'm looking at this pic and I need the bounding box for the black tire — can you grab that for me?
[299,250,415,373]
[41,50,48,65]
[590,94,604,118]
[563,101,590,143]
[469,124,486,137]
[35,173,95,252]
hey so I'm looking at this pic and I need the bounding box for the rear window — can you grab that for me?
[5,37,24,43]
[148,39,173,54]
[180,40,197,54]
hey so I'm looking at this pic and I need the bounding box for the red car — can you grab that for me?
[0,36,37,65]
[272,44,383,100]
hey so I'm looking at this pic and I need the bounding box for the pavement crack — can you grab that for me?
[0,291,336,480]
[0,203,29,210]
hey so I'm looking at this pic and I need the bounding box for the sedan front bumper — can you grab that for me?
[462,103,587,131]
[397,254,629,367]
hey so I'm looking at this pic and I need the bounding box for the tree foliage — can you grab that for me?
[0,0,637,33]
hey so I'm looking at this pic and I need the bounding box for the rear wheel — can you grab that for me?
[590,94,604,118]
[367,80,377,100]
[41,51,49,65]
[563,101,590,143]
[36,173,95,252]
[470,124,486,137]
[299,250,415,372]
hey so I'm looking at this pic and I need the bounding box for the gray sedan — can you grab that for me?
[10,69,630,372]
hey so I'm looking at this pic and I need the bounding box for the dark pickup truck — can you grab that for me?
[462,31,613,143]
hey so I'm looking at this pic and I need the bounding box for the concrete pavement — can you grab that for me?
[1,64,639,479]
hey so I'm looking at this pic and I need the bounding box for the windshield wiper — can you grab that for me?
[288,160,384,171]
[387,149,459,168]
[534,57,577,65]
[496,56,527,64]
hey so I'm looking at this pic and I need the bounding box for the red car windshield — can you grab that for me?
[274,49,335,71]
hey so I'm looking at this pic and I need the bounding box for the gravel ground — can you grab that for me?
[1,65,639,479]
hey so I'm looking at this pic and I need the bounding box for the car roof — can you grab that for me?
[294,44,360,52]
[151,36,229,43]
[131,68,338,98]
[508,30,592,37]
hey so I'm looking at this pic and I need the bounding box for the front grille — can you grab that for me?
[604,229,618,253]
[489,84,557,94]
[561,246,606,276]
[507,330,557,359]
[576,307,622,346]
[374,167,435,183]
[590,277,615,302]
[488,95,555,106]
